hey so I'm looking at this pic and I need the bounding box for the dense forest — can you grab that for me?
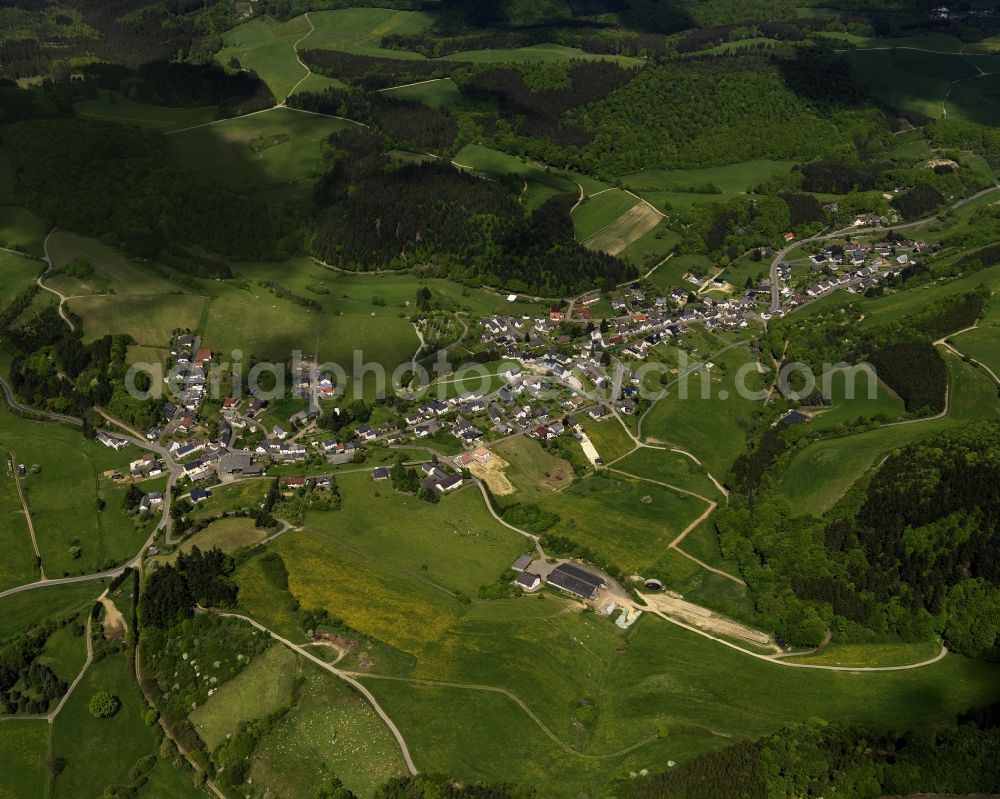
[291,87,459,151]
[719,421,1000,653]
[69,60,276,117]
[470,51,892,175]
[619,705,1000,799]
[2,117,299,260]
[0,0,239,78]
[311,128,635,294]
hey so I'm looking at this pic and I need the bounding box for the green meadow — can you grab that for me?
[73,92,217,132]
[620,160,796,212]
[805,369,907,432]
[612,446,720,499]
[216,14,318,102]
[0,581,103,639]
[528,471,709,574]
[51,651,159,799]
[0,399,143,577]
[0,206,47,257]
[572,189,639,241]
[0,250,41,320]
[577,414,635,464]
[380,77,461,107]
[189,644,298,750]
[164,108,360,197]
[649,546,756,621]
[0,459,39,590]
[360,604,1000,799]
[451,143,587,211]
[69,293,207,347]
[639,341,765,478]
[37,619,89,684]
[247,659,408,797]
[847,47,1000,124]
[46,230,182,297]
[0,721,49,798]
[774,350,1000,514]
[492,435,577,505]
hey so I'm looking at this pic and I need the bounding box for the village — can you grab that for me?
[94,223,930,522]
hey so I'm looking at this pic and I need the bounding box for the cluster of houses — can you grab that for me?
[169,334,213,414]
[789,238,928,300]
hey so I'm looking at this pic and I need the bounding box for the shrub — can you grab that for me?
[88,691,120,718]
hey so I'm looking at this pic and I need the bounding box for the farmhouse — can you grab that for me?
[96,432,129,451]
[516,572,542,592]
[546,562,605,601]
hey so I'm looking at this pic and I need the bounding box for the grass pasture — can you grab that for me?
[361,603,1000,799]
[649,546,756,622]
[165,108,360,197]
[806,369,907,432]
[189,644,298,750]
[619,160,796,212]
[532,471,708,573]
[0,459,39,591]
[0,721,49,799]
[216,15,316,102]
[73,92,217,132]
[67,293,206,347]
[380,77,461,107]
[266,472,525,654]
[248,658,407,798]
[37,619,89,684]
[774,350,1000,514]
[200,262,418,390]
[571,189,639,241]
[0,581,102,639]
[188,480,271,521]
[639,341,764,478]
[0,399,141,577]
[492,436,576,503]
[789,639,944,668]
[0,206,47,257]
[847,47,1000,124]
[46,231,180,296]
[451,144,583,211]
[612,446,719,499]
[577,414,635,465]
[51,652,158,799]
[582,201,662,257]
[161,517,269,564]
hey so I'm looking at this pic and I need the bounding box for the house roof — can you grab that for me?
[512,554,533,572]
[547,562,604,600]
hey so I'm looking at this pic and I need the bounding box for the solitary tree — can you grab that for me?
[88,691,120,719]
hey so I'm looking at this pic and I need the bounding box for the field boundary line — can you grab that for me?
[376,77,449,93]
[163,104,279,135]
